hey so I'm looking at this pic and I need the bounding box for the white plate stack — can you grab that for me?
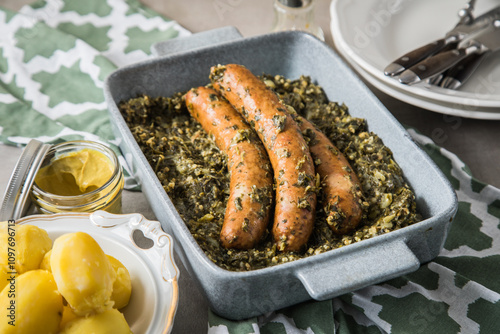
[330,0,500,120]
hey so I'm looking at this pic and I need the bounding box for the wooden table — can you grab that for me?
[1,1,499,332]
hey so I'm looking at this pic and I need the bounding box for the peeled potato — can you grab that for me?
[16,224,52,273]
[51,232,116,316]
[0,270,63,334]
[0,265,11,292]
[0,223,52,274]
[40,249,52,272]
[61,308,132,334]
[59,304,79,332]
[0,223,13,292]
[107,255,132,310]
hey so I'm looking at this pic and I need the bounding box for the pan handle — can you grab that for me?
[151,26,244,57]
[295,238,420,301]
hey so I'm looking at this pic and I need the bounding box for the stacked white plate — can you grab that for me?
[330,0,500,120]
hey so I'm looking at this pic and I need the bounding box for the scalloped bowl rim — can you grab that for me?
[15,211,179,334]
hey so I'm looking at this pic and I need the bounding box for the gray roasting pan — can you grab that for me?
[104,27,458,320]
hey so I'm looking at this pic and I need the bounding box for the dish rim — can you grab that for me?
[103,29,458,278]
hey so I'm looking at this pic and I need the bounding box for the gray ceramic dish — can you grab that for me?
[104,27,458,320]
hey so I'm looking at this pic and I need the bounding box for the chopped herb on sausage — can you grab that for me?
[118,73,421,272]
[272,114,287,133]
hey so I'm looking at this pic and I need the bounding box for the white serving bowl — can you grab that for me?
[16,210,179,334]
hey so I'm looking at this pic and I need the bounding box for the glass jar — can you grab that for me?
[271,0,324,41]
[30,141,124,214]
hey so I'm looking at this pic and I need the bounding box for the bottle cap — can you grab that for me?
[279,0,303,8]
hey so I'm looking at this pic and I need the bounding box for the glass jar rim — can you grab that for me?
[31,140,122,201]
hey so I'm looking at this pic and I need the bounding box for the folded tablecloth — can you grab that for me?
[0,0,190,189]
[1,1,499,333]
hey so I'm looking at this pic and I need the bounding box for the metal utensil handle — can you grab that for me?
[384,38,448,76]
[401,46,480,84]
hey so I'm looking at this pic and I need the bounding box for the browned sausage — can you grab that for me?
[295,115,364,234]
[185,87,273,249]
[210,64,317,252]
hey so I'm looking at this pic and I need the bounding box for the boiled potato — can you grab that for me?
[40,249,52,272]
[51,232,116,316]
[0,265,11,292]
[0,223,52,274]
[0,270,63,334]
[16,224,52,273]
[59,304,79,332]
[107,255,132,310]
[0,222,12,292]
[61,308,132,334]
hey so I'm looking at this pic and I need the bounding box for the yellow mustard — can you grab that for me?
[31,141,124,214]
[35,149,114,196]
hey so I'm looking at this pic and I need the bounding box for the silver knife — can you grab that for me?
[384,4,500,76]
[399,20,500,85]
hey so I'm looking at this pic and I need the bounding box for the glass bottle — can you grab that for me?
[271,0,324,41]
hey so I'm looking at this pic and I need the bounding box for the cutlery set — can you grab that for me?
[384,2,500,90]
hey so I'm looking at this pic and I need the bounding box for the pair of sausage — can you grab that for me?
[210,64,318,252]
[186,64,363,252]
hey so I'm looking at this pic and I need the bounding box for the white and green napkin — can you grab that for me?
[0,0,190,189]
[1,1,499,333]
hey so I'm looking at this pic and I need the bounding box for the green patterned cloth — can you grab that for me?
[1,1,499,333]
[208,129,500,334]
[0,0,190,189]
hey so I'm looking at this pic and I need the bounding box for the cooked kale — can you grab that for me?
[118,74,421,271]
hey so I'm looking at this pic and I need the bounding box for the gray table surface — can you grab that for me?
[1,1,499,333]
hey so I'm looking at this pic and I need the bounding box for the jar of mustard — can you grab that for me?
[30,141,124,214]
